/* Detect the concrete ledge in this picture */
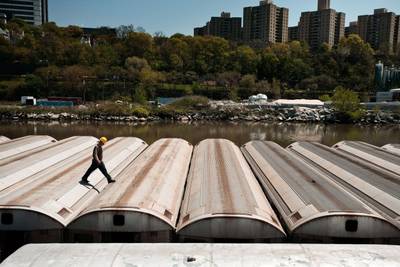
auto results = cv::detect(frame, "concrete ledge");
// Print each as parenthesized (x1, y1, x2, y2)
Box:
(2, 243, 400, 266)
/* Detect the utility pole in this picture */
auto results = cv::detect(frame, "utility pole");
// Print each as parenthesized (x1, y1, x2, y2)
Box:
(82, 76, 88, 104)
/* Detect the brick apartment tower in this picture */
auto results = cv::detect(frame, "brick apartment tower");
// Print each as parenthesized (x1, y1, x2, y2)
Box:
(318, 0, 330, 11)
(194, 12, 242, 41)
(345, 21, 358, 37)
(358, 9, 400, 53)
(298, 0, 345, 50)
(243, 0, 288, 44)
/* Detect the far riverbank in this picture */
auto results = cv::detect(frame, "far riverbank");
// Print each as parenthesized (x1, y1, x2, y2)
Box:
(1, 104, 399, 124)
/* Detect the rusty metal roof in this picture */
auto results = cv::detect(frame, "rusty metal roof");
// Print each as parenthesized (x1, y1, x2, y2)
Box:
(0, 138, 68, 167)
(0, 137, 147, 230)
(0, 135, 56, 161)
(333, 141, 400, 176)
(0, 136, 10, 144)
(382, 144, 400, 156)
(0, 136, 98, 193)
(242, 141, 400, 239)
(177, 139, 285, 240)
(288, 141, 400, 230)
(3, 243, 400, 267)
(69, 138, 192, 232)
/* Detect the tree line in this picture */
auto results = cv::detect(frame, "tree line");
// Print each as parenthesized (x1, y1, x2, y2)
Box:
(0, 19, 399, 102)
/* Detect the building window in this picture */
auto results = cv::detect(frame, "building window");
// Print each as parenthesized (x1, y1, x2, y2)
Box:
(345, 220, 358, 232)
(1, 213, 13, 225)
(1, 0, 34, 5)
(113, 215, 125, 226)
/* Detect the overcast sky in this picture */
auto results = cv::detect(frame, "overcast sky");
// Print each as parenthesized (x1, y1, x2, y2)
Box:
(49, 0, 400, 36)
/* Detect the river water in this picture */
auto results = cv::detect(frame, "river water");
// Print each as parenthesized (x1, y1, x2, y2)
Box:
(0, 121, 399, 147)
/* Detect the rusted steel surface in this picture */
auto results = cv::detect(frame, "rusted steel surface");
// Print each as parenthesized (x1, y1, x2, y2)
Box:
(333, 141, 400, 175)
(0, 139, 69, 167)
(288, 142, 400, 230)
(177, 139, 285, 240)
(4, 243, 400, 267)
(0, 137, 147, 230)
(69, 138, 192, 232)
(242, 141, 400, 239)
(0, 135, 56, 161)
(0, 136, 10, 144)
(382, 144, 400, 156)
(0, 136, 98, 193)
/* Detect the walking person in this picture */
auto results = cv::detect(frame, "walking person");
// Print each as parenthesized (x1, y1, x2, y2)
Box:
(80, 137, 116, 184)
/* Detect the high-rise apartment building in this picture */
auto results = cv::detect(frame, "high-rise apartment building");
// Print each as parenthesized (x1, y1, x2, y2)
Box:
(395, 16, 400, 52)
(358, 9, 400, 53)
(0, 0, 48, 25)
(194, 25, 208, 37)
(243, 0, 288, 44)
(297, 0, 345, 50)
(194, 12, 242, 41)
(345, 21, 358, 37)
(318, 0, 330, 11)
(288, 26, 298, 42)
(335, 12, 345, 44)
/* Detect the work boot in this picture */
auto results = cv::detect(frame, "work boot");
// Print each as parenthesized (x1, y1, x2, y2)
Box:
(108, 179, 116, 184)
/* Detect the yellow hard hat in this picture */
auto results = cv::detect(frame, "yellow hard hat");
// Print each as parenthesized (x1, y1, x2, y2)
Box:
(99, 137, 108, 144)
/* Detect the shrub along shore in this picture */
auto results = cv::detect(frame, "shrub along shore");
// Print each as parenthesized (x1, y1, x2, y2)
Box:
(1, 97, 399, 124)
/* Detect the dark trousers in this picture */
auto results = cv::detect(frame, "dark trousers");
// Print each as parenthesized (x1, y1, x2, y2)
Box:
(81, 160, 112, 182)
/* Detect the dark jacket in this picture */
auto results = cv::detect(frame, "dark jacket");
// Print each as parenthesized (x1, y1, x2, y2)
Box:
(93, 144, 103, 163)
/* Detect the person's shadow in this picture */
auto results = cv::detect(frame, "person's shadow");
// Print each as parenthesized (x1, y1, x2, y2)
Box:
(79, 181, 100, 194)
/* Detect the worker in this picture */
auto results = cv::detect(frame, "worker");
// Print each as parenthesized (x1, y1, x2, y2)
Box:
(80, 137, 116, 184)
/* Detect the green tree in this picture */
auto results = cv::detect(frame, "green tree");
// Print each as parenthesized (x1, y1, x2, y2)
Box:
(331, 86, 363, 121)
(313, 43, 338, 78)
(132, 86, 147, 104)
(335, 35, 375, 92)
(188, 36, 229, 74)
(16, 74, 44, 97)
(0, 36, 14, 64)
(229, 45, 258, 74)
(258, 52, 279, 81)
(63, 25, 83, 39)
(239, 74, 256, 89)
(124, 32, 153, 59)
(160, 37, 189, 72)
(62, 65, 94, 102)
(271, 78, 281, 99)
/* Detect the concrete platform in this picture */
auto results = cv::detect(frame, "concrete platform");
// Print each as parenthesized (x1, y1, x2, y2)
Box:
(2, 243, 400, 266)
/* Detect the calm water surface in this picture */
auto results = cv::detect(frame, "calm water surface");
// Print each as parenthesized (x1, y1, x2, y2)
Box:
(0, 121, 399, 147)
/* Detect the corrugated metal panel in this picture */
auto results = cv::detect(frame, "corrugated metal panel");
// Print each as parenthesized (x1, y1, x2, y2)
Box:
(242, 141, 400, 239)
(177, 139, 285, 240)
(0, 135, 56, 160)
(333, 141, 400, 176)
(382, 144, 400, 156)
(69, 138, 192, 233)
(288, 142, 400, 230)
(0, 139, 70, 167)
(4, 243, 400, 267)
(0, 136, 98, 193)
(0, 137, 147, 230)
(0, 136, 10, 144)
